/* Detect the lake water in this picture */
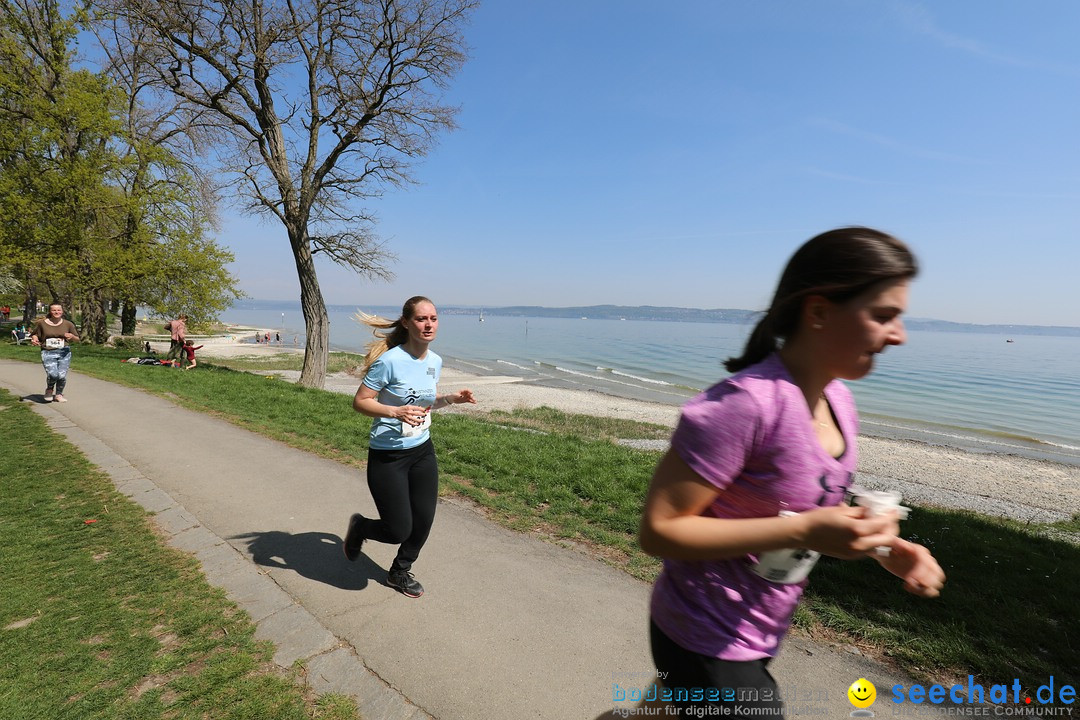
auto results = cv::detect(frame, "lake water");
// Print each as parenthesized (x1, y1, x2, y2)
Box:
(221, 301, 1080, 467)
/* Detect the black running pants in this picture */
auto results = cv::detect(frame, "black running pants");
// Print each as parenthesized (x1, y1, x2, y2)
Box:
(650, 619, 784, 717)
(359, 439, 439, 572)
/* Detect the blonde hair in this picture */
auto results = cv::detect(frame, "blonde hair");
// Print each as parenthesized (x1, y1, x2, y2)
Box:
(355, 296, 434, 376)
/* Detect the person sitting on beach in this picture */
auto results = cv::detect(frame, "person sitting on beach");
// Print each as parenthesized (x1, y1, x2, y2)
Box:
(638, 227, 945, 718)
(342, 296, 476, 598)
(182, 339, 204, 370)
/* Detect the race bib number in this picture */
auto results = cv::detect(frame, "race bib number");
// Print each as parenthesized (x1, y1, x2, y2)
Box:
(750, 547, 821, 584)
(401, 409, 432, 438)
(44, 337, 65, 349)
(748, 510, 821, 584)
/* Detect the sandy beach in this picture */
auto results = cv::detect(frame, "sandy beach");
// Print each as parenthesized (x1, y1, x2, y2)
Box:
(175, 331, 1080, 525)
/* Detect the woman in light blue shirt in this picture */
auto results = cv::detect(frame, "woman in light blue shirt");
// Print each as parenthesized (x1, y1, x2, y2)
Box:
(343, 296, 475, 597)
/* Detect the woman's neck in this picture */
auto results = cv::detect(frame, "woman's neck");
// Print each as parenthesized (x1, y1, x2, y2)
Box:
(777, 344, 832, 409)
(400, 338, 429, 359)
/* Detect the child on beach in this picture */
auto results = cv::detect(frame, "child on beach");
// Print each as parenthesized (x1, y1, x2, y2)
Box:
(638, 227, 945, 717)
(182, 339, 204, 370)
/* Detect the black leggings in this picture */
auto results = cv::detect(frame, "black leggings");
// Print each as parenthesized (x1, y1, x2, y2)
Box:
(650, 620, 783, 717)
(358, 439, 439, 572)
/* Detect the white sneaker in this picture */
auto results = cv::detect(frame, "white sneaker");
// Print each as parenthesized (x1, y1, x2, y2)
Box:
(44, 389, 54, 400)
(53, 394, 67, 403)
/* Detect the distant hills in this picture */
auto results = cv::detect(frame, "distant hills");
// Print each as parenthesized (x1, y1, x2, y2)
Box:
(438, 304, 1080, 337)
(900, 317, 1080, 337)
(447, 304, 757, 324)
(238, 299, 1080, 337)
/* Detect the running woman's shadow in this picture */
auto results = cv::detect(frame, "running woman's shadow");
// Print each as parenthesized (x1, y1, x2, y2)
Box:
(230, 530, 386, 591)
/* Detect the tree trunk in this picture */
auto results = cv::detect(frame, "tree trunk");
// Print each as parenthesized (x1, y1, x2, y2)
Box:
(291, 228, 329, 388)
(22, 273, 37, 323)
(120, 298, 137, 335)
(81, 289, 109, 343)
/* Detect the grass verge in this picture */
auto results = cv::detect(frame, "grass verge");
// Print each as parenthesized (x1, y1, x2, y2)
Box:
(189, 350, 366, 375)
(0, 387, 359, 719)
(2, 341, 1078, 690)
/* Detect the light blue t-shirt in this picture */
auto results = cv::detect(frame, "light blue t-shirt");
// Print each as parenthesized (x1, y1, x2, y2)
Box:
(363, 345, 442, 450)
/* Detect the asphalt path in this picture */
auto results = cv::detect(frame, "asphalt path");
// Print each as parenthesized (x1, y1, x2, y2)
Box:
(1, 358, 957, 719)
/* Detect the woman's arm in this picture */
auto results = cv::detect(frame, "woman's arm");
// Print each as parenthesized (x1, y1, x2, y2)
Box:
(352, 384, 429, 426)
(639, 449, 899, 561)
(435, 388, 475, 409)
(874, 537, 946, 597)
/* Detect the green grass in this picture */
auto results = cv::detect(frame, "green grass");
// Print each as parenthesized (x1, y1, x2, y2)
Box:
(196, 351, 366, 375)
(3, 340, 1078, 690)
(793, 508, 1080, 683)
(0, 388, 360, 719)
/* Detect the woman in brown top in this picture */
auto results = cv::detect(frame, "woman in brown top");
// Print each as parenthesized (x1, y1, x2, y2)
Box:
(30, 303, 80, 402)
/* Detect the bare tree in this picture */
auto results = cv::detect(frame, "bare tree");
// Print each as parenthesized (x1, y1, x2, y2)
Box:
(94, 0, 476, 386)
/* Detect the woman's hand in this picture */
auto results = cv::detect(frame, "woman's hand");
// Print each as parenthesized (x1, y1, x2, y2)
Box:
(393, 404, 429, 426)
(875, 537, 946, 597)
(445, 389, 476, 406)
(798, 505, 900, 559)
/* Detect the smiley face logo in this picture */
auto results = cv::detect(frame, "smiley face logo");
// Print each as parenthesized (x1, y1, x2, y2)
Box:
(848, 678, 877, 709)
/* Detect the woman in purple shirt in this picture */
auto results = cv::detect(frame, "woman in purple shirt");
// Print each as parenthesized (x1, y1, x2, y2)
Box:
(639, 227, 945, 716)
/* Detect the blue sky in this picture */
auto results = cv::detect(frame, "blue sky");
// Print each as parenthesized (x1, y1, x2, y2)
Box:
(220, 1, 1080, 327)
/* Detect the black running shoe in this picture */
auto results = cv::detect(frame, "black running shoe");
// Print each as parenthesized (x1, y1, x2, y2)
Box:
(387, 568, 424, 598)
(343, 514, 365, 561)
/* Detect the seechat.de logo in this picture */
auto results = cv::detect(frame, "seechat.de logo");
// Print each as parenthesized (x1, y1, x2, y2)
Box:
(891, 676, 1076, 707)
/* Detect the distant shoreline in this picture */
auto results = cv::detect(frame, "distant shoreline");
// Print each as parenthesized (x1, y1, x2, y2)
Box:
(225, 299, 1080, 338)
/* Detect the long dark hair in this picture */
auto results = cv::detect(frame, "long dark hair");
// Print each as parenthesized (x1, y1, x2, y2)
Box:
(355, 295, 434, 375)
(725, 227, 918, 373)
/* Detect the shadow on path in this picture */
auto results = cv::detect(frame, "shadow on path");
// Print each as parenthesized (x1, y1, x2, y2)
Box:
(231, 530, 388, 591)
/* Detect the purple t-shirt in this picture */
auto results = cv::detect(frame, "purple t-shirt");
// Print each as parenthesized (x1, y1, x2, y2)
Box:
(650, 353, 858, 661)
